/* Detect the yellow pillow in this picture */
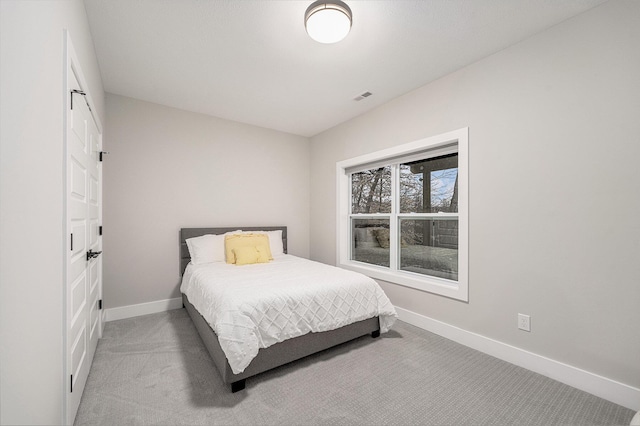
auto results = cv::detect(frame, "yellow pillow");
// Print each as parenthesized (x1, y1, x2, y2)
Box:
(233, 246, 270, 265)
(224, 233, 273, 264)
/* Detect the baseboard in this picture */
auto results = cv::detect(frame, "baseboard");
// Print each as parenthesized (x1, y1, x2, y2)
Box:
(395, 306, 640, 411)
(104, 297, 183, 322)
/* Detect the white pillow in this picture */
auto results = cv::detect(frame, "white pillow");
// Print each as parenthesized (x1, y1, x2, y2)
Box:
(265, 230, 284, 256)
(242, 229, 284, 257)
(186, 234, 226, 264)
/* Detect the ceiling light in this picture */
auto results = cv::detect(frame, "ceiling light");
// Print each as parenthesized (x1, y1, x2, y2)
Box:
(305, 1, 352, 44)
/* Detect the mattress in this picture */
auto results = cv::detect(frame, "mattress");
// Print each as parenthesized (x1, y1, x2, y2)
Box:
(180, 254, 397, 374)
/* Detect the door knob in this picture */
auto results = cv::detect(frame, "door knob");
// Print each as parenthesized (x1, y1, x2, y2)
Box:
(86, 250, 102, 261)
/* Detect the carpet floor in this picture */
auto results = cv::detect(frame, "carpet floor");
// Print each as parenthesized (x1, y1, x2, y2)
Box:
(74, 309, 634, 425)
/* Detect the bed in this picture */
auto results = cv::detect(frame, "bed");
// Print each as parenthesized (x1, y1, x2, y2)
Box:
(179, 226, 397, 392)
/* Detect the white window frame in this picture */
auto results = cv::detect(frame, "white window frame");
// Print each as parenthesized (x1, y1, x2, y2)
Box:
(336, 128, 468, 301)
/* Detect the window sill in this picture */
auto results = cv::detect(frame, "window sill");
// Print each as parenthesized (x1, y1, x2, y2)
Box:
(339, 260, 468, 302)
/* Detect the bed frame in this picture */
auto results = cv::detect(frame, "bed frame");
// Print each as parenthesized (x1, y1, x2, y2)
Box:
(180, 226, 381, 392)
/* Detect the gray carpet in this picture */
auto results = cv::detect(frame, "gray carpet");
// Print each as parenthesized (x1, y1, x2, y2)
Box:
(74, 309, 634, 425)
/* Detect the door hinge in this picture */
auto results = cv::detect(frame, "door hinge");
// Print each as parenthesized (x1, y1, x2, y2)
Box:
(70, 89, 86, 110)
(98, 299, 103, 310)
(70, 233, 73, 251)
(99, 151, 109, 162)
(98, 226, 103, 236)
(70, 374, 73, 393)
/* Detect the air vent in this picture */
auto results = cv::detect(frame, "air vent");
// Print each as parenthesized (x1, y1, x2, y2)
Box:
(353, 91, 373, 101)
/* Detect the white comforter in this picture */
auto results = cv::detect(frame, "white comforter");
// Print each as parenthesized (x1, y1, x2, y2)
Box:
(180, 255, 397, 374)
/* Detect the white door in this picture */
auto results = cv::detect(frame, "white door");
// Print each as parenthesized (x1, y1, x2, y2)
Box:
(65, 51, 103, 424)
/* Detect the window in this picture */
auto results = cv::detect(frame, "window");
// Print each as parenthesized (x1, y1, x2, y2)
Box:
(337, 128, 468, 301)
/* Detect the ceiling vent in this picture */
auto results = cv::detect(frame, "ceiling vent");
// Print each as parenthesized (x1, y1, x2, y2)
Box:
(353, 91, 372, 101)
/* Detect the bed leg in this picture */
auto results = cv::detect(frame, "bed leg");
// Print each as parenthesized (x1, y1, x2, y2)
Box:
(231, 379, 246, 393)
(371, 329, 380, 338)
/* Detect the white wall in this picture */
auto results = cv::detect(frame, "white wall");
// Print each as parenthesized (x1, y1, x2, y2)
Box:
(0, 1, 104, 424)
(103, 94, 310, 309)
(310, 0, 640, 392)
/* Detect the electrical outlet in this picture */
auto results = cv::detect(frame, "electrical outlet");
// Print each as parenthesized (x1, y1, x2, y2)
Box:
(518, 314, 531, 332)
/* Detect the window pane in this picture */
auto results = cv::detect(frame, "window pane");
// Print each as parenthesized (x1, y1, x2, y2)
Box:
(400, 218, 458, 281)
(351, 166, 392, 214)
(400, 154, 458, 213)
(351, 218, 390, 267)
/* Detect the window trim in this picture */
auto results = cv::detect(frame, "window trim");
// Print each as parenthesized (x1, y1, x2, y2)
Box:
(336, 128, 469, 302)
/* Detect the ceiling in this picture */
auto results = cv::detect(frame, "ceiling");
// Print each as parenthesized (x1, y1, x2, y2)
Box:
(84, 0, 607, 137)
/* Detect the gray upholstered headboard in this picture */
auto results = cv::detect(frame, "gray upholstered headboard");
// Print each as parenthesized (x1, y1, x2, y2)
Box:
(180, 226, 288, 275)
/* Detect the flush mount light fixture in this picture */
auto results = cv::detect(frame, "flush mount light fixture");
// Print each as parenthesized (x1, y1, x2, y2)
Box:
(305, 0, 352, 44)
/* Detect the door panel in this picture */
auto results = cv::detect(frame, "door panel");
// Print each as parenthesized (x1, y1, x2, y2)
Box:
(71, 109, 86, 148)
(67, 84, 91, 420)
(66, 58, 102, 424)
(70, 272, 86, 325)
(89, 177, 98, 204)
(70, 160, 86, 199)
(86, 106, 101, 351)
(69, 324, 87, 392)
(70, 221, 85, 256)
